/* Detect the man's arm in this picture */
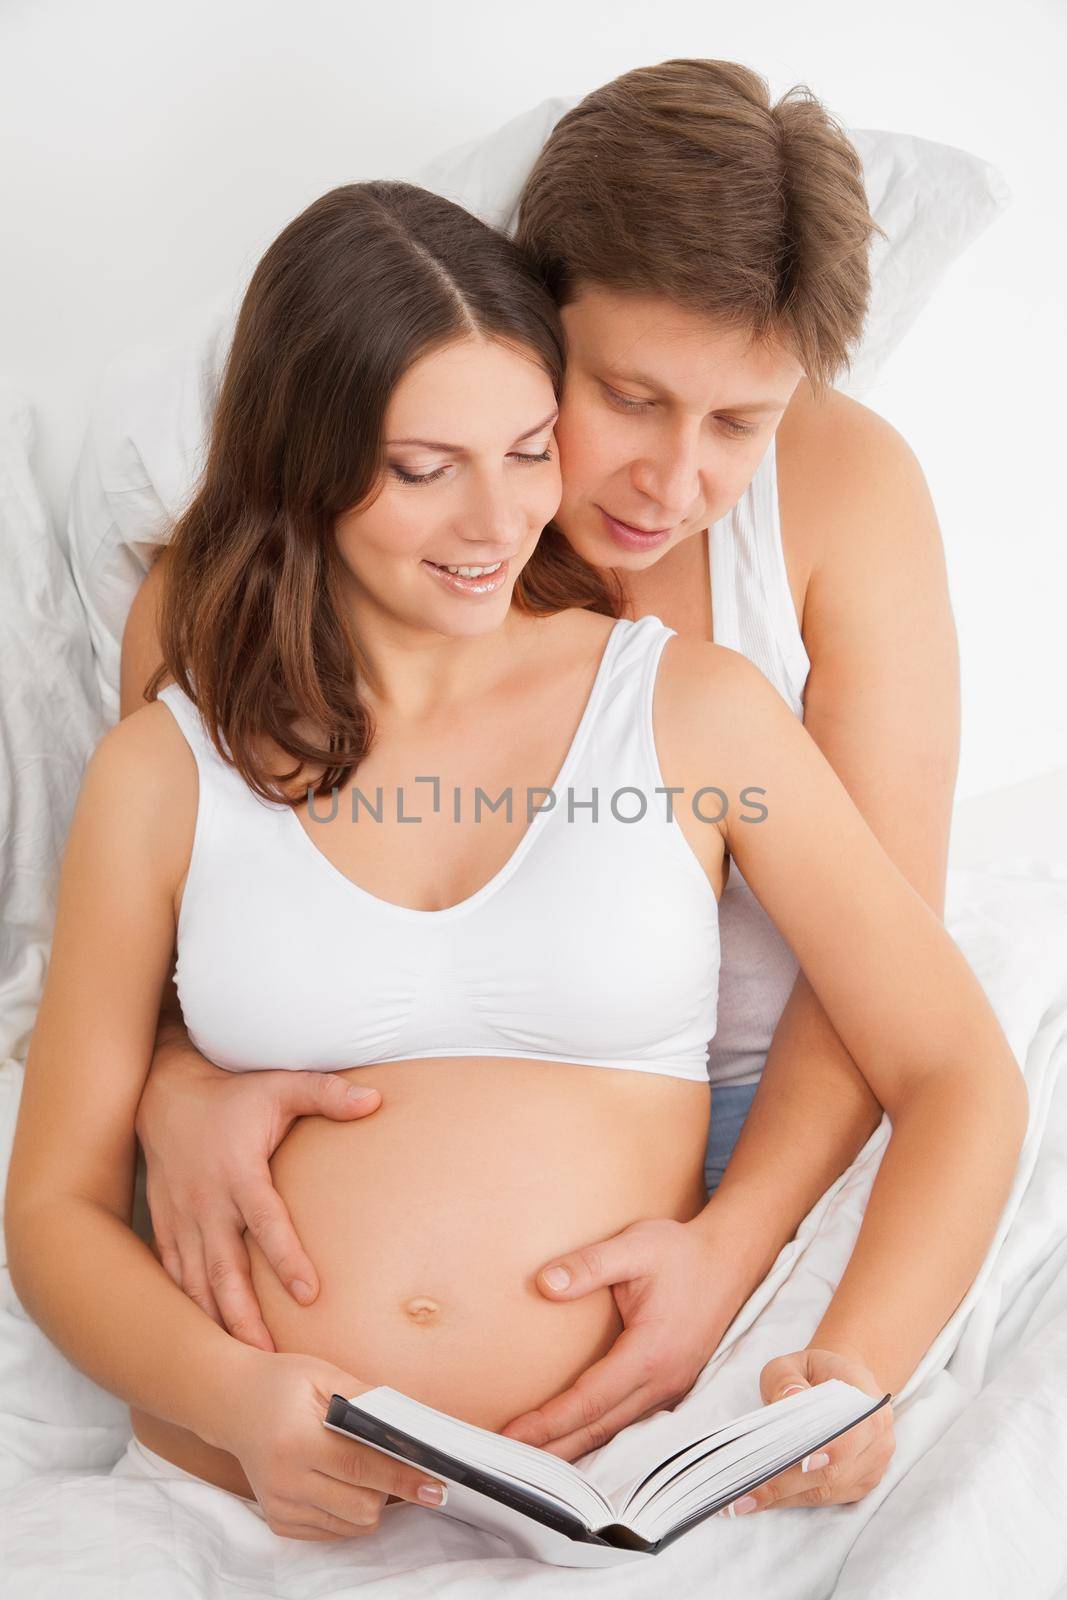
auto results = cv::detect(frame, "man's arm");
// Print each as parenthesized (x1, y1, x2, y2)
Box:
(694, 385, 961, 1307)
(120, 549, 170, 717)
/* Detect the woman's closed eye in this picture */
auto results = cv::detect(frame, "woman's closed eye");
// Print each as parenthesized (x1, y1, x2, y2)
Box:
(389, 448, 554, 487)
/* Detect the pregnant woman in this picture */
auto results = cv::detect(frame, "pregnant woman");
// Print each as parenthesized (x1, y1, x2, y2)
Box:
(6, 176, 1026, 1544)
(121, 61, 971, 1512)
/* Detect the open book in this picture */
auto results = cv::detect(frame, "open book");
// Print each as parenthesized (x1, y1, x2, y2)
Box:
(324, 1379, 891, 1568)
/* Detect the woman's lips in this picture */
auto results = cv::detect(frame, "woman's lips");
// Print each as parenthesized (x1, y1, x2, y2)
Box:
(421, 557, 511, 597)
(597, 507, 674, 553)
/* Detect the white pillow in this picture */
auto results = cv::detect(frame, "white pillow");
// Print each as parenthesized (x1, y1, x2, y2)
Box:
(67, 302, 235, 725)
(0, 383, 131, 1485)
(67, 96, 1010, 720)
(0, 381, 103, 1066)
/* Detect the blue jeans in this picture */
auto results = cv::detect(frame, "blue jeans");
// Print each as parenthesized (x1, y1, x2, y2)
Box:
(704, 1079, 760, 1196)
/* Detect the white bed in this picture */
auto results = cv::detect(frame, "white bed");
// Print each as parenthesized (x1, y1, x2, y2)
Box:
(2, 98, 1066, 1599)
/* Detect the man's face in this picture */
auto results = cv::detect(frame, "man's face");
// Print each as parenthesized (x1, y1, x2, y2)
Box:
(555, 286, 805, 571)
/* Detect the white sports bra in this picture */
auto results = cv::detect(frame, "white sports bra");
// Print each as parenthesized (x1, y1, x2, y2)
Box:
(159, 615, 720, 1084)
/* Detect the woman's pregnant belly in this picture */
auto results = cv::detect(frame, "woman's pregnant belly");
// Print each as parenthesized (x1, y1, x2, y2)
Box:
(131, 1057, 711, 1498)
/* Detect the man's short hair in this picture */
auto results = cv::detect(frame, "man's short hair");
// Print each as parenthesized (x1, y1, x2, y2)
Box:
(515, 59, 884, 393)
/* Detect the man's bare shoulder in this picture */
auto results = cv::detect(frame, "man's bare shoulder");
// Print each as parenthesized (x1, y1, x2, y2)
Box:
(780, 380, 917, 468)
(777, 381, 938, 594)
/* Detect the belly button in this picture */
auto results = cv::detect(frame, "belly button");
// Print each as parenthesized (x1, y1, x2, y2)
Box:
(403, 1296, 442, 1325)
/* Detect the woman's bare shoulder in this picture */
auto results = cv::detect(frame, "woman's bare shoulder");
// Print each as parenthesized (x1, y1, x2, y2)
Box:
(81, 701, 198, 889)
(658, 634, 776, 715)
(654, 635, 797, 779)
(513, 606, 620, 685)
(95, 696, 195, 775)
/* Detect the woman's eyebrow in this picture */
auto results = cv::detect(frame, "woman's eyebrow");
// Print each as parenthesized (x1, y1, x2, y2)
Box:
(387, 409, 559, 453)
(513, 407, 559, 443)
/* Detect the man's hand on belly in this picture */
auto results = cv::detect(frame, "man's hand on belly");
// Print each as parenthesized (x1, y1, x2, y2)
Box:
(136, 1047, 383, 1348)
(497, 1216, 739, 1460)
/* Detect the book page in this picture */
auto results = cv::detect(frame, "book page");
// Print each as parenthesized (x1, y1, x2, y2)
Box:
(625, 1383, 891, 1543)
(333, 1387, 615, 1527)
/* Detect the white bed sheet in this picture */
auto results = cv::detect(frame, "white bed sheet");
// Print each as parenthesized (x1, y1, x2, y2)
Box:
(1, 861, 1066, 1597)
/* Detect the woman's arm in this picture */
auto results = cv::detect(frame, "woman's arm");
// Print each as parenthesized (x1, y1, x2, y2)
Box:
(4, 706, 248, 1440)
(502, 560, 988, 1469)
(119, 555, 379, 1344)
(696, 392, 962, 1302)
(3, 709, 444, 1535)
(691, 639, 1026, 1396)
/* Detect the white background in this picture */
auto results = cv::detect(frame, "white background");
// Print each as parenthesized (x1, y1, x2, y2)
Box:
(1, 0, 1064, 831)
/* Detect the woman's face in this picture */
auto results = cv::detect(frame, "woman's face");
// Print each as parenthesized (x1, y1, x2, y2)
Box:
(335, 334, 561, 638)
(554, 286, 805, 570)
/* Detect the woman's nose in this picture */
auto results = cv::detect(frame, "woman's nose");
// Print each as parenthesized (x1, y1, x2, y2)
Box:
(461, 477, 528, 554)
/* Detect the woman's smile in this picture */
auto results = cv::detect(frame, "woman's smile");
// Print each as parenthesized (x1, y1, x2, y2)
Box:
(420, 555, 513, 597)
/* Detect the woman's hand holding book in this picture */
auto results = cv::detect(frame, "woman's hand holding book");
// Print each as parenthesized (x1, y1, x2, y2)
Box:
(741, 1344, 894, 1513)
(216, 1350, 448, 1540)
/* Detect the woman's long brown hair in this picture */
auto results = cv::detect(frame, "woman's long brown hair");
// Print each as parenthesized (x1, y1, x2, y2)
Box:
(147, 181, 620, 805)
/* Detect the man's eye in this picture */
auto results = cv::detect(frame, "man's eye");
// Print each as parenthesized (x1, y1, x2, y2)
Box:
(718, 417, 757, 438)
(603, 384, 651, 413)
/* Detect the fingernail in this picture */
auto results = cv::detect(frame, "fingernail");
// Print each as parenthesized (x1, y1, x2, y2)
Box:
(778, 1385, 807, 1399)
(417, 1481, 447, 1506)
(542, 1266, 571, 1290)
(347, 1085, 376, 1101)
(733, 1495, 758, 1515)
(802, 1452, 830, 1473)
(290, 1279, 314, 1303)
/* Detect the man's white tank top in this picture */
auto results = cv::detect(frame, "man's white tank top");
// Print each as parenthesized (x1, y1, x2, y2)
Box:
(705, 435, 812, 1087)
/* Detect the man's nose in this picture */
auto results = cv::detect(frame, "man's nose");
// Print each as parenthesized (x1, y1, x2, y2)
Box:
(630, 427, 703, 516)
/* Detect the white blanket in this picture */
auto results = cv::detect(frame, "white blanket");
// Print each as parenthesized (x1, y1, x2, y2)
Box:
(2, 862, 1066, 1598)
